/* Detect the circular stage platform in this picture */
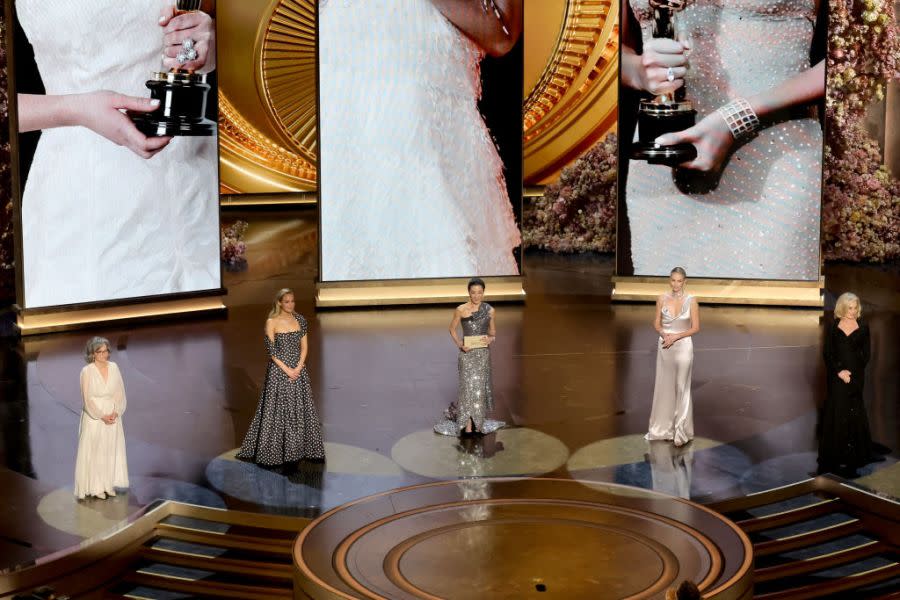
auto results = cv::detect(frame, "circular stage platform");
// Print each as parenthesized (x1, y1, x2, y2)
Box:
(294, 478, 753, 599)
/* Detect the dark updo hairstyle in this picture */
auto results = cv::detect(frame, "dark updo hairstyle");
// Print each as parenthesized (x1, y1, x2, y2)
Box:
(467, 277, 486, 291)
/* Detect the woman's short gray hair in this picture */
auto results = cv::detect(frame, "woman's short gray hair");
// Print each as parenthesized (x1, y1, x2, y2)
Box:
(84, 336, 111, 363)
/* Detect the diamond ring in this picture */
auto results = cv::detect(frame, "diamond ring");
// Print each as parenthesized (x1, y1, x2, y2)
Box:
(176, 39, 199, 65)
(666, 67, 675, 82)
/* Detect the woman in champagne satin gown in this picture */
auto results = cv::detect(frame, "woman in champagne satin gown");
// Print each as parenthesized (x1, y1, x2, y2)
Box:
(646, 267, 700, 446)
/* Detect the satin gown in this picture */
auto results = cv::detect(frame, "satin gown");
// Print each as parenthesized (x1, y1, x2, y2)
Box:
(645, 296, 695, 446)
(74, 362, 128, 499)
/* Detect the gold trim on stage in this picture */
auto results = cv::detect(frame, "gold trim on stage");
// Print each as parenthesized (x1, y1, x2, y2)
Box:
(16, 296, 226, 335)
(316, 277, 525, 307)
(220, 191, 317, 206)
(611, 276, 824, 307)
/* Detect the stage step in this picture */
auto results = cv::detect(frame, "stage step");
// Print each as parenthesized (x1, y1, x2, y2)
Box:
(0, 501, 310, 600)
(710, 475, 900, 599)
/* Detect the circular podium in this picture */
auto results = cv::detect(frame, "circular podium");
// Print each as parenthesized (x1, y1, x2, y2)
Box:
(294, 478, 752, 599)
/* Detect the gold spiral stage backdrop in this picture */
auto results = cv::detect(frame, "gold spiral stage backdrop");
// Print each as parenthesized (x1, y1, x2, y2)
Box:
(217, 0, 317, 194)
(523, 0, 619, 185)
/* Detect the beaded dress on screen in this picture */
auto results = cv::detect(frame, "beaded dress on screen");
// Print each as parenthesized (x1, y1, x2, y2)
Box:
(318, 0, 521, 280)
(646, 295, 695, 446)
(15, 0, 219, 308)
(237, 313, 325, 465)
(435, 302, 506, 436)
(625, 0, 822, 279)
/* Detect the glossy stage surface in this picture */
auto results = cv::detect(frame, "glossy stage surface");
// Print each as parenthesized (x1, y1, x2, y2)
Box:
(295, 478, 753, 599)
(1, 208, 898, 572)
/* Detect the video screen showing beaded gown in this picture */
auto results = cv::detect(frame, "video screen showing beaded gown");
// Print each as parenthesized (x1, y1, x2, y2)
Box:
(819, 319, 873, 472)
(318, 0, 521, 281)
(621, 0, 823, 280)
(645, 296, 694, 446)
(435, 303, 505, 436)
(13, 0, 220, 308)
(237, 313, 325, 466)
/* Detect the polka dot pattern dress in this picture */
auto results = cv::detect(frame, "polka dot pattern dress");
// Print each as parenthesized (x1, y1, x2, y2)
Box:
(236, 313, 325, 465)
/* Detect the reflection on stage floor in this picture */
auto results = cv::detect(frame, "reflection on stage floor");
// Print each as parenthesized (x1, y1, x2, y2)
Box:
(0, 208, 897, 569)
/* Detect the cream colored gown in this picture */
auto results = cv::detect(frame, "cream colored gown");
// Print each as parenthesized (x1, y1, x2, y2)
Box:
(74, 362, 128, 499)
(645, 295, 695, 446)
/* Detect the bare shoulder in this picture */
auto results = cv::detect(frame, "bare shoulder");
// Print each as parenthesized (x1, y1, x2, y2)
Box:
(455, 303, 468, 313)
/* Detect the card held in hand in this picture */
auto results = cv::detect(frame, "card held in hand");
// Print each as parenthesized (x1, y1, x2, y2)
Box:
(464, 335, 488, 349)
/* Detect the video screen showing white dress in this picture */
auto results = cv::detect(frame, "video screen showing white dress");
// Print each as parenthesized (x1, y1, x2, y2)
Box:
(616, 0, 825, 281)
(318, 0, 523, 282)
(13, 0, 221, 309)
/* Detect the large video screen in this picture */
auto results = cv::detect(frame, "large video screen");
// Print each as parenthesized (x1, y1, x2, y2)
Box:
(10, 1, 221, 309)
(318, 0, 523, 282)
(615, 0, 825, 281)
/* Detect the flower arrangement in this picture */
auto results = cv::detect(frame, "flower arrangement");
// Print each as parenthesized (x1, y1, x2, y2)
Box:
(221, 220, 249, 271)
(523, 133, 618, 253)
(823, 0, 899, 262)
(0, 14, 15, 300)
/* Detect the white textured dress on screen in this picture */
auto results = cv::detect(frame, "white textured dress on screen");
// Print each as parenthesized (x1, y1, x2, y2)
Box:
(17, 0, 220, 308)
(318, 0, 521, 281)
(625, 0, 822, 280)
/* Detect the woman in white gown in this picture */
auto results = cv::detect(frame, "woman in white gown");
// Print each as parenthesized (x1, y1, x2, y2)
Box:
(645, 267, 700, 447)
(74, 337, 128, 499)
(318, 0, 522, 281)
(15, 1, 219, 308)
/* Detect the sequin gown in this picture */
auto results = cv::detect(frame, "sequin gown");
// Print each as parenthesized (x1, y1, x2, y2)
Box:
(15, 0, 219, 308)
(819, 319, 873, 472)
(237, 314, 325, 466)
(318, 0, 521, 281)
(626, 0, 822, 280)
(435, 303, 505, 436)
(74, 362, 128, 499)
(645, 295, 695, 446)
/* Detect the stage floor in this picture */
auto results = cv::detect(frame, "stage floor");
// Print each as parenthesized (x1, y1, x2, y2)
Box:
(1, 207, 897, 571)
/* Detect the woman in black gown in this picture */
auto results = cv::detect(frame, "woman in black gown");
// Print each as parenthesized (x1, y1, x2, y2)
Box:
(237, 288, 325, 469)
(819, 292, 874, 476)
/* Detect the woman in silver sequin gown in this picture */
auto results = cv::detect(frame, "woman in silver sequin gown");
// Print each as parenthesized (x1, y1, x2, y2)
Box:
(620, 0, 824, 280)
(435, 278, 506, 436)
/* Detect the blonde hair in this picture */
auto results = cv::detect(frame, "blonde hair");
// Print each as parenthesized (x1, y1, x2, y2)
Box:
(834, 292, 861, 319)
(269, 288, 295, 319)
(670, 266, 687, 278)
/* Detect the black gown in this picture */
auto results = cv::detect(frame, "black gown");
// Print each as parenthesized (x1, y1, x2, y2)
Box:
(819, 319, 873, 473)
(237, 313, 325, 466)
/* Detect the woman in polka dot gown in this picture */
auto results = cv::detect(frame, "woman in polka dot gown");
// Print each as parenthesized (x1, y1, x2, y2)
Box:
(237, 289, 325, 467)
